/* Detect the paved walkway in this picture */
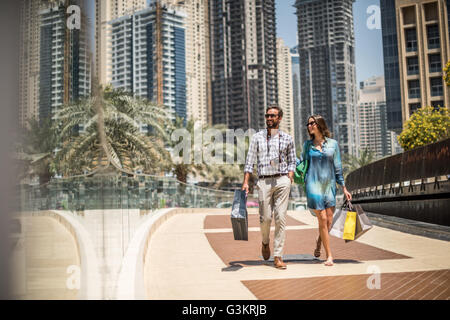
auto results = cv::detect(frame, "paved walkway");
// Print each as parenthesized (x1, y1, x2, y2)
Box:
(144, 209, 450, 300)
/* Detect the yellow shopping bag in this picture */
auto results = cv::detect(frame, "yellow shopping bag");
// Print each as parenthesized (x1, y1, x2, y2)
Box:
(343, 211, 357, 240)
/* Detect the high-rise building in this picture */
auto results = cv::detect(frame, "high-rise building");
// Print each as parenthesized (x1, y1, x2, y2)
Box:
(358, 76, 394, 158)
(394, 0, 449, 123)
(19, 0, 43, 127)
(39, 0, 91, 123)
(290, 45, 303, 148)
(277, 38, 295, 142)
(159, 0, 212, 126)
(380, 0, 403, 133)
(95, 0, 146, 85)
(210, 0, 278, 131)
(295, 0, 359, 156)
(109, 3, 186, 123)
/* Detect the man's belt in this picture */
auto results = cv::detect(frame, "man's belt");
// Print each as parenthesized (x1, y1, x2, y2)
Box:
(258, 173, 287, 179)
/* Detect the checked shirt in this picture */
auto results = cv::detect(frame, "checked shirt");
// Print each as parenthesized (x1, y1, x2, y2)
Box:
(244, 129, 296, 177)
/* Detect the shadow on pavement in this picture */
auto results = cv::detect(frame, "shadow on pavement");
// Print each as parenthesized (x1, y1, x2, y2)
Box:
(221, 254, 362, 271)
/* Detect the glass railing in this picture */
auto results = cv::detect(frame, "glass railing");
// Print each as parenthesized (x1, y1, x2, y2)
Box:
(19, 173, 262, 213)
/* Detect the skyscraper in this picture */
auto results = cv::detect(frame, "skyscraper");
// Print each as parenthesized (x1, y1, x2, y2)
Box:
(394, 0, 449, 123)
(39, 0, 91, 123)
(277, 38, 295, 142)
(290, 45, 302, 148)
(95, 0, 146, 85)
(210, 0, 278, 131)
(358, 76, 392, 158)
(19, 0, 45, 128)
(109, 3, 186, 122)
(295, 0, 359, 156)
(380, 0, 403, 133)
(159, 0, 212, 126)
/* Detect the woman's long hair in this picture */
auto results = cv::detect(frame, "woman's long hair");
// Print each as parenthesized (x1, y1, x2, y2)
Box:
(307, 115, 332, 140)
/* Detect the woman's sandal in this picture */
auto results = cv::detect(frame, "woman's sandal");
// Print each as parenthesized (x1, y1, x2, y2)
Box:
(314, 237, 321, 258)
(324, 258, 334, 266)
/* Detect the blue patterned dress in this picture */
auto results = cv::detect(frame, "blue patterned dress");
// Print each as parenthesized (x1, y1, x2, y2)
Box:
(301, 138, 345, 211)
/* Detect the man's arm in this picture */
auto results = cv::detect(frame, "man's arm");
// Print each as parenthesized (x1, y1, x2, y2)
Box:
(287, 138, 297, 183)
(242, 136, 257, 195)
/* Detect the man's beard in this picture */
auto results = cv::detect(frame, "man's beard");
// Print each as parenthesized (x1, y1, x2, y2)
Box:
(266, 121, 278, 128)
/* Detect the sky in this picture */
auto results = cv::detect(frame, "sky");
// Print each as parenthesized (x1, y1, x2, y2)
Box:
(276, 0, 384, 84)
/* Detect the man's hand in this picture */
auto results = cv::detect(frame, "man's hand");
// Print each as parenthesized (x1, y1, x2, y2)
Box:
(242, 183, 249, 196)
(288, 171, 294, 184)
(242, 172, 251, 196)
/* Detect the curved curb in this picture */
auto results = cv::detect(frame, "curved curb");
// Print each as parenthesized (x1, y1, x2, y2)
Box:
(115, 208, 230, 300)
(40, 210, 102, 299)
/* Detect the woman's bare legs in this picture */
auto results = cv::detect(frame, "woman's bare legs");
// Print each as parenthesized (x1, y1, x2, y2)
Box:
(314, 209, 333, 266)
(324, 207, 335, 265)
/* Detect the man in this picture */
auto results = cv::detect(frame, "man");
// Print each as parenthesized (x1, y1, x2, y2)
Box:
(242, 105, 296, 269)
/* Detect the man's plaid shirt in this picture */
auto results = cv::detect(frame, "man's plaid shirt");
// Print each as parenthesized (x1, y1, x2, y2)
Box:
(244, 129, 297, 177)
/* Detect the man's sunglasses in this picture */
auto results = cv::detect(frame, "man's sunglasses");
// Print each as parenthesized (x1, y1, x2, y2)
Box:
(265, 114, 279, 119)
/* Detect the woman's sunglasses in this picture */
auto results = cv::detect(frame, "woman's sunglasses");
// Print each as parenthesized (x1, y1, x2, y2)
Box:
(306, 121, 317, 127)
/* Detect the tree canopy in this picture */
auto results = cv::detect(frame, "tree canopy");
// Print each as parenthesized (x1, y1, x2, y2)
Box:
(398, 106, 450, 151)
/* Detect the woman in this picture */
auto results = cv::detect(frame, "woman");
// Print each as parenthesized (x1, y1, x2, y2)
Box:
(302, 115, 352, 266)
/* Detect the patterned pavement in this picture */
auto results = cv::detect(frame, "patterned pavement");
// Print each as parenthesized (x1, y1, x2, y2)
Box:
(145, 209, 450, 300)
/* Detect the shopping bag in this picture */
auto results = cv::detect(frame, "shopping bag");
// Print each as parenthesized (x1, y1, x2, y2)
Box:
(345, 204, 373, 242)
(329, 200, 356, 240)
(294, 158, 308, 185)
(329, 206, 348, 239)
(294, 141, 311, 187)
(343, 211, 357, 240)
(230, 189, 248, 241)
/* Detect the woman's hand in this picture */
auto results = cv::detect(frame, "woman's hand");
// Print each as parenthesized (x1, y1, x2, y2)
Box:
(343, 187, 352, 201)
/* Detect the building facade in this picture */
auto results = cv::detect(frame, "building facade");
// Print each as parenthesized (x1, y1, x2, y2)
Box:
(95, 0, 146, 85)
(394, 0, 450, 124)
(358, 76, 395, 158)
(19, 0, 43, 127)
(109, 3, 187, 122)
(209, 0, 278, 131)
(291, 45, 303, 148)
(159, 0, 212, 125)
(276, 38, 295, 142)
(380, 0, 403, 133)
(295, 0, 359, 156)
(39, 0, 91, 123)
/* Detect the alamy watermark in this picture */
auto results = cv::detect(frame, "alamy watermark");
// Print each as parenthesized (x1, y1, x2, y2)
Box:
(67, 5, 81, 30)
(366, 265, 381, 290)
(366, 5, 381, 30)
(170, 123, 257, 165)
(66, 265, 81, 290)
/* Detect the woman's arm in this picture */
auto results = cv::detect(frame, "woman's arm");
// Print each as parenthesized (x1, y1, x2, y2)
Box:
(333, 142, 352, 200)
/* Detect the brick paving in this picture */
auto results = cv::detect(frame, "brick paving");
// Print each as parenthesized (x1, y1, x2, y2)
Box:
(145, 209, 450, 300)
(242, 269, 450, 300)
(205, 229, 410, 267)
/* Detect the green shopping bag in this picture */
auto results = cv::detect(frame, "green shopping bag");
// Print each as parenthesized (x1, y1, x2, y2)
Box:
(294, 140, 311, 186)
(294, 159, 308, 185)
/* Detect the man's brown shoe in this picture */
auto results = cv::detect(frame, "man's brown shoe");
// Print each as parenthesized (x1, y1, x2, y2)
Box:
(274, 256, 287, 269)
(261, 242, 270, 261)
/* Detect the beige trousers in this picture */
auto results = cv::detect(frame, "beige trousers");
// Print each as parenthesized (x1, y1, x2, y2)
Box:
(256, 175, 291, 257)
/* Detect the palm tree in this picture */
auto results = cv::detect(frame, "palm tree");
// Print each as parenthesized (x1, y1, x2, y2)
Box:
(53, 85, 173, 176)
(342, 148, 377, 178)
(167, 117, 243, 187)
(16, 117, 57, 184)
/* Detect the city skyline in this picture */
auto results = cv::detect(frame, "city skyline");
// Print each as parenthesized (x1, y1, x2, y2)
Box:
(87, 0, 386, 86)
(275, 0, 384, 85)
